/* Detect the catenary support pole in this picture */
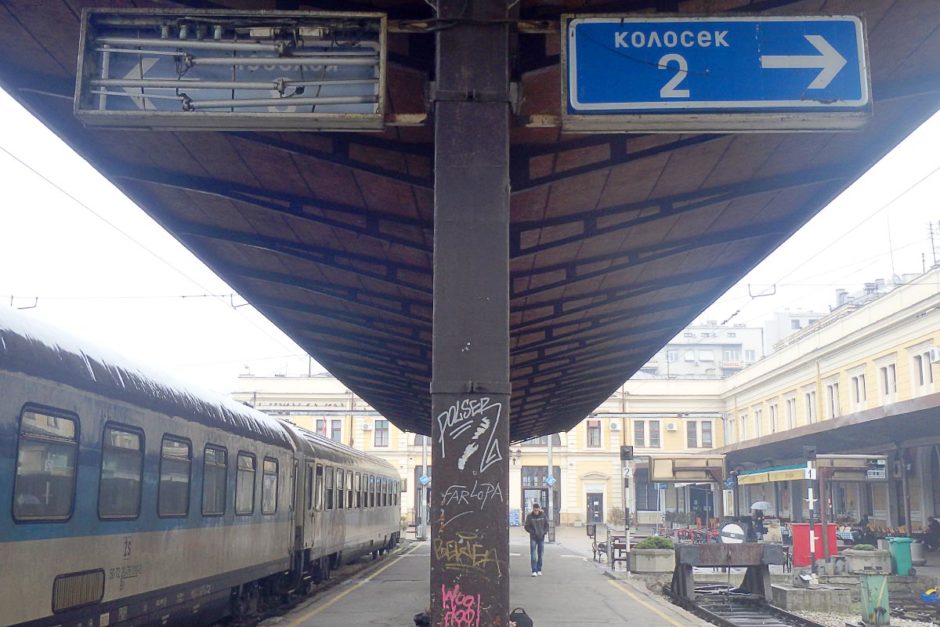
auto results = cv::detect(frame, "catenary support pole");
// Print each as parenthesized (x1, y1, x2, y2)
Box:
(429, 0, 511, 623)
(420, 435, 428, 541)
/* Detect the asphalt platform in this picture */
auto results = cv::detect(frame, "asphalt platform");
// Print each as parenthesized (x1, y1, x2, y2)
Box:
(270, 527, 707, 626)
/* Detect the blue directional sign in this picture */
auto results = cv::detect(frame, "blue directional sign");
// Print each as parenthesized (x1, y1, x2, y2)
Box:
(419, 474, 431, 486)
(565, 16, 869, 131)
(544, 475, 557, 487)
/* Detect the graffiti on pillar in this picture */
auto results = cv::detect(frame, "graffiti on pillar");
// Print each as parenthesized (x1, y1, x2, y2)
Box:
(433, 531, 503, 577)
(441, 480, 504, 510)
(441, 583, 481, 627)
(436, 397, 503, 473)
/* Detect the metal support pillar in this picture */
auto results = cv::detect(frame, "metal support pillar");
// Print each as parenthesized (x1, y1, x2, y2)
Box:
(430, 0, 511, 623)
(420, 435, 428, 541)
(547, 435, 555, 542)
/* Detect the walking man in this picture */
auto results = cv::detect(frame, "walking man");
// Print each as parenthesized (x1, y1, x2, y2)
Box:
(524, 502, 548, 576)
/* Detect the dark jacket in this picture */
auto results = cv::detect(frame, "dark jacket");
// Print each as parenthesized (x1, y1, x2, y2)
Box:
(525, 510, 548, 540)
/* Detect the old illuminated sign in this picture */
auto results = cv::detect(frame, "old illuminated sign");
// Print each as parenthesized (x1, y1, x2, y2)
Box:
(75, 9, 385, 131)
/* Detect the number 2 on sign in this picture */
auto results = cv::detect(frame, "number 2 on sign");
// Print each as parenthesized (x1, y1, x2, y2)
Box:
(659, 53, 690, 98)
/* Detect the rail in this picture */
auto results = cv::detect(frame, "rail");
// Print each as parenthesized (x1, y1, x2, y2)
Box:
(665, 584, 826, 627)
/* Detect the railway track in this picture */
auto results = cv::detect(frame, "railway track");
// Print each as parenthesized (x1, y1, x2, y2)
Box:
(666, 584, 827, 627)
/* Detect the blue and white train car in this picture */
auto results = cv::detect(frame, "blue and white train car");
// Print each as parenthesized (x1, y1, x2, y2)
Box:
(0, 306, 401, 626)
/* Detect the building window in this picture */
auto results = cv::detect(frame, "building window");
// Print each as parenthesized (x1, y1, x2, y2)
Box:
(852, 374, 867, 406)
(201, 445, 227, 517)
(786, 398, 796, 430)
(702, 421, 713, 448)
(826, 382, 840, 419)
(686, 421, 698, 448)
(13, 409, 79, 522)
(805, 390, 817, 424)
(522, 434, 561, 446)
(586, 419, 601, 447)
(744, 350, 756, 362)
(236, 453, 256, 515)
(879, 363, 897, 401)
(913, 351, 934, 393)
(684, 350, 695, 362)
(753, 410, 762, 438)
(769, 404, 778, 433)
(331, 419, 342, 442)
(727, 418, 735, 444)
(741, 414, 748, 440)
(649, 421, 661, 448)
(634, 420, 645, 447)
(413, 434, 431, 446)
(791, 320, 801, 330)
(634, 469, 660, 511)
(374, 419, 389, 447)
(99, 425, 144, 520)
(666, 349, 678, 362)
(315, 418, 327, 436)
(158, 437, 191, 518)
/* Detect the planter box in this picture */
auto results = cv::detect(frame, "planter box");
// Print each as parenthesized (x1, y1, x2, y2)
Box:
(629, 549, 675, 573)
(843, 549, 891, 574)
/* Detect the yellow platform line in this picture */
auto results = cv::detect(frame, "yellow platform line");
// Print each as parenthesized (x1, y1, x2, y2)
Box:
(287, 543, 422, 626)
(608, 579, 689, 627)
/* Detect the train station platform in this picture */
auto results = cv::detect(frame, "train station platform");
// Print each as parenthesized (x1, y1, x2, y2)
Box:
(272, 528, 706, 626)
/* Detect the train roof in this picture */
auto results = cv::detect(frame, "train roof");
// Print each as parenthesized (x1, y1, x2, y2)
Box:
(0, 305, 293, 449)
(284, 422, 398, 474)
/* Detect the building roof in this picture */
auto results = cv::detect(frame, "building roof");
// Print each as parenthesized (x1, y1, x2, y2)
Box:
(1, 0, 939, 440)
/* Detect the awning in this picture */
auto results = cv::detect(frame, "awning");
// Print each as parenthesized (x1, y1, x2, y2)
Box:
(737, 464, 807, 485)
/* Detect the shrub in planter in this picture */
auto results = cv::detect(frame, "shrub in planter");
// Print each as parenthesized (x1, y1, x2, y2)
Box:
(630, 536, 675, 573)
(843, 544, 891, 574)
(636, 536, 674, 550)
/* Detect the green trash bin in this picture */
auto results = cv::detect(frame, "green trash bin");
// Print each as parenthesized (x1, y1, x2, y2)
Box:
(887, 537, 913, 576)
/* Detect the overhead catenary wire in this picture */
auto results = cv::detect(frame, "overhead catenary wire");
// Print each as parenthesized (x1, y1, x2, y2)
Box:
(0, 142, 304, 357)
(716, 164, 940, 326)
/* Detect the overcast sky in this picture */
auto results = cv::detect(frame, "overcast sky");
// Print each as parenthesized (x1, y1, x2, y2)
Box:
(1, 87, 938, 394)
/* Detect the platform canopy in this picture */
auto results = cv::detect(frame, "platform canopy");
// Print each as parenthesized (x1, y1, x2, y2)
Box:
(1, 0, 938, 441)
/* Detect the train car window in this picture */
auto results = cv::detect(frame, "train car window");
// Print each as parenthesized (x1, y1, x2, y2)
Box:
(347, 470, 354, 509)
(306, 463, 314, 511)
(325, 466, 334, 510)
(202, 446, 227, 516)
(262, 458, 278, 515)
(158, 436, 192, 517)
(99, 425, 143, 519)
(354, 472, 361, 508)
(381, 477, 387, 507)
(315, 464, 324, 511)
(13, 407, 79, 522)
(393, 480, 399, 506)
(369, 474, 375, 508)
(336, 468, 344, 509)
(235, 452, 256, 515)
(360, 473, 368, 508)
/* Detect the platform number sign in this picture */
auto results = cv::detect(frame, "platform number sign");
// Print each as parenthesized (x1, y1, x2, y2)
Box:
(563, 15, 870, 132)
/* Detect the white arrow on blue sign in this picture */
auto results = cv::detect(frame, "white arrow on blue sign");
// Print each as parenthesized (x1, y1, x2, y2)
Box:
(545, 475, 557, 487)
(564, 15, 870, 131)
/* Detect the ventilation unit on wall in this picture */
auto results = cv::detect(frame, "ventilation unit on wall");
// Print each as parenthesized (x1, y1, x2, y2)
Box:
(361, 422, 372, 431)
(665, 422, 677, 432)
(609, 422, 620, 431)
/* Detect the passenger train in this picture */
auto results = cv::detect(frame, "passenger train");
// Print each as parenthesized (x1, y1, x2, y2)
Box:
(0, 306, 401, 626)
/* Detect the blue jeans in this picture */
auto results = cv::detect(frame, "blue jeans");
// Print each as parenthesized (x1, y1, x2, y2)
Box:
(529, 537, 544, 573)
